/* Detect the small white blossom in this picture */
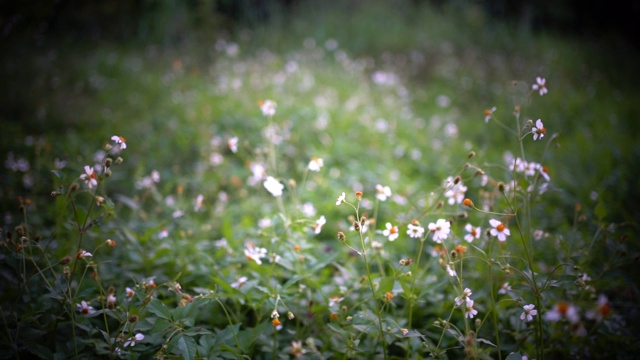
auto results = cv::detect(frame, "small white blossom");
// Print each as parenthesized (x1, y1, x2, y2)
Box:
(263, 176, 284, 197)
(244, 244, 268, 265)
(308, 157, 324, 172)
(531, 77, 548, 96)
(111, 135, 127, 150)
(489, 219, 510, 241)
(80, 165, 98, 188)
(464, 223, 481, 243)
(312, 216, 326, 235)
(336, 192, 346, 205)
(382, 222, 399, 241)
(259, 100, 277, 116)
(521, 304, 538, 322)
(428, 219, 451, 243)
(76, 300, 96, 315)
(531, 119, 546, 140)
(407, 223, 425, 238)
(123, 333, 144, 347)
(375, 184, 392, 201)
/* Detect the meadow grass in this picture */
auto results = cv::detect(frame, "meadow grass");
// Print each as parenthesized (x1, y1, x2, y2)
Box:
(1, 1, 639, 359)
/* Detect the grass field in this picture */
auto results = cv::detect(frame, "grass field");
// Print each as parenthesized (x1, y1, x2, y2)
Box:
(1, 1, 639, 359)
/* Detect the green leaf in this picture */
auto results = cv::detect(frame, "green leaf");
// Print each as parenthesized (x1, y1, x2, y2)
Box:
(147, 298, 172, 320)
(176, 334, 198, 360)
(378, 277, 395, 294)
(595, 201, 607, 220)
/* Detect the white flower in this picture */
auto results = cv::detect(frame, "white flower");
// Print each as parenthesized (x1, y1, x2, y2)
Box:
(231, 276, 248, 289)
(123, 333, 144, 347)
(244, 244, 268, 265)
(498, 282, 512, 295)
(80, 165, 98, 188)
(531, 77, 548, 96)
(125, 287, 135, 301)
(382, 222, 399, 241)
(464, 224, 481, 243)
(531, 119, 546, 140)
(263, 176, 284, 197)
(465, 300, 478, 319)
(521, 304, 538, 322)
(312, 215, 326, 235)
(545, 301, 580, 324)
(428, 219, 451, 243)
(77, 250, 92, 259)
(194, 194, 204, 211)
(228, 136, 239, 153)
(484, 106, 496, 123)
(446, 263, 457, 277)
(443, 177, 467, 205)
(336, 192, 346, 205)
(406, 223, 425, 238)
(76, 300, 96, 315)
(375, 184, 392, 201)
(107, 294, 117, 308)
(259, 100, 277, 116)
(489, 219, 510, 242)
(455, 288, 473, 307)
(111, 135, 127, 150)
(308, 157, 324, 172)
(533, 229, 544, 240)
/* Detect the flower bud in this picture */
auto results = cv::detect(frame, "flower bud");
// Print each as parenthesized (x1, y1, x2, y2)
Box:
(337, 232, 346, 242)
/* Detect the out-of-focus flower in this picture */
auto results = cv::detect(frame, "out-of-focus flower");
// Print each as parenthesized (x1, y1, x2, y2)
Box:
(464, 224, 481, 243)
(312, 215, 326, 235)
(123, 333, 144, 347)
(244, 243, 268, 265)
(263, 176, 284, 197)
(259, 100, 277, 116)
(111, 135, 127, 150)
(544, 301, 580, 324)
(308, 157, 324, 172)
(532, 77, 548, 96)
(336, 192, 346, 205)
(76, 300, 96, 315)
(407, 222, 425, 238)
(375, 184, 392, 201)
(484, 107, 496, 123)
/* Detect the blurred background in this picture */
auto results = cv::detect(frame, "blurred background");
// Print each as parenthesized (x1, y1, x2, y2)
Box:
(1, 0, 639, 225)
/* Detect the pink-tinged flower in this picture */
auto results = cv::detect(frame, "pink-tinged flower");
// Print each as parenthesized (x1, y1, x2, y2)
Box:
(329, 295, 344, 307)
(194, 194, 204, 211)
(428, 219, 451, 243)
(531, 119, 546, 140)
(375, 184, 392, 201)
(498, 282, 512, 295)
(244, 243, 268, 265)
(521, 304, 538, 322)
(484, 107, 496, 123)
(76, 300, 96, 315)
(231, 276, 248, 289)
(111, 135, 127, 150)
(259, 100, 277, 116)
(336, 192, 346, 205)
(123, 333, 144, 347)
(308, 157, 324, 172)
(455, 288, 473, 307)
(586, 294, 611, 322)
(77, 250, 92, 259)
(407, 222, 425, 238)
(80, 165, 98, 188)
(444, 177, 467, 205)
(382, 222, 399, 241)
(531, 77, 548, 96)
(465, 300, 478, 319)
(544, 301, 580, 324)
(489, 219, 510, 241)
(263, 176, 284, 197)
(125, 287, 135, 301)
(464, 223, 481, 243)
(312, 215, 326, 235)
